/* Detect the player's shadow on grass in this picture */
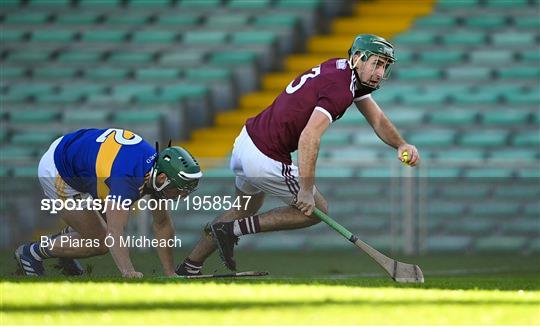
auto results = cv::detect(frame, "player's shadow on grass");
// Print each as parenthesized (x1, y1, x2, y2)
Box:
(3, 297, 539, 313)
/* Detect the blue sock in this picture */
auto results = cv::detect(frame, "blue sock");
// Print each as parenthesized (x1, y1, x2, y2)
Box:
(30, 242, 53, 261)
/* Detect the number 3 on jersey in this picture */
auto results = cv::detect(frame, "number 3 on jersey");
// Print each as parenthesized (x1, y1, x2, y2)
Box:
(286, 66, 321, 94)
(96, 128, 142, 145)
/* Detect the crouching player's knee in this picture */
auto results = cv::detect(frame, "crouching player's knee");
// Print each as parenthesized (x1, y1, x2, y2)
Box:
(93, 240, 109, 256)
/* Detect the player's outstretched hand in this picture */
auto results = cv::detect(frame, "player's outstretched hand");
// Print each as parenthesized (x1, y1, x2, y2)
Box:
(398, 144, 420, 167)
(122, 270, 144, 278)
(296, 188, 315, 216)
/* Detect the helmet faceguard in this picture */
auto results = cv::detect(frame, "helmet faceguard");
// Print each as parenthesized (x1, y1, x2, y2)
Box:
(348, 34, 396, 89)
(149, 146, 202, 199)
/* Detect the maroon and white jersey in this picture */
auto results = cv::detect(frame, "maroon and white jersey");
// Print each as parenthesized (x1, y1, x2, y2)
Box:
(246, 58, 373, 165)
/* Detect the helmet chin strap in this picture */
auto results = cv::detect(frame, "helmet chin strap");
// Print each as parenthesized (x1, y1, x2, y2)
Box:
(348, 55, 362, 70)
(151, 168, 170, 192)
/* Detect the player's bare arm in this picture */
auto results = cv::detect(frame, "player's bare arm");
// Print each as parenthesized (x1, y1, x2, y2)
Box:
(297, 110, 330, 216)
(151, 208, 176, 276)
(355, 97, 420, 166)
(106, 204, 142, 278)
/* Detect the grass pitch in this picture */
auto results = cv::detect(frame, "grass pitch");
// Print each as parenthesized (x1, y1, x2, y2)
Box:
(1, 250, 539, 325)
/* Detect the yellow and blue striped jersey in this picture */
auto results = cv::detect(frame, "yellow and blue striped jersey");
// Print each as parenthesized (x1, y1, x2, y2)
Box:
(54, 128, 157, 201)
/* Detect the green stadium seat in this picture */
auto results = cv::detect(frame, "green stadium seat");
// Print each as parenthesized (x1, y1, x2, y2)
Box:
(491, 32, 537, 46)
(57, 50, 103, 64)
(452, 92, 499, 105)
(351, 130, 383, 146)
(384, 110, 424, 125)
(80, 30, 127, 42)
(502, 219, 540, 235)
(31, 29, 75, 42)
(0, 146, 36, 161)
(401, 92, 447, 106)
(2, 93, 30, 103)
(487, 148, 538, 161)
(5, 12, 50, 24)
(485, 0, 528, 7)
(276, 0, 321, 9)
(12, 166, 39, 178)
(470, 50, 514, 63)
(463, 168, 514, 178)
(442, 32, 486, 46)
(55, 12, 100, 24)
(0, 0, 20, 7)
(139, 84, 208, 102)
(78, 0, 121, 7)
(33, 67, 78, 79)
(428, 201, 465, 216)
(229, 0, 271, 9)
(470, 202, 519, 216)
(460, 130, 508, 147)
(440, 184, 490, 199)
(481, 110, 530, 125)
(206, 14, 250, 27)
(494, 185, 540, 199)
(320, 131, 351, 146)
(6, 50, 51, 63)
(179, 0, 221, 8)
(184, 68, 231, 81)
(475, 236, 527, 252)
(503, 90, 540, 105)
(201, 168, 235, 178)
(11, 131, 59, 146)
(8, 83, 55, 97)
(155, 14, 200, 26)
(415, 15, 457, 29)
(113, 111, 162, 124)
(63, 111, 110, 124)
(106, 13, 151, 25)
(432, 148, 486, 161)
(159, 50, 206, 66)
(514, 16, 540, 30)
(497, 67, 540, 79)
(136, 68, 180, 81)
(28, 0, 70, 6)
(393, 32, 437, 45)
(183, 31, 228, 45)
(254, 14, 299, 28)
(396, 67, 441, 80)
(521, 50, 540, 63)
(517, 169, 540, 178)
(60, 84, 106, 97)
(524, 203, 540, 217)
(1, 30, 27, 42)
(512, 131, 540, 146)
(438, 0, 479, 9)
(84, 67, 128, 80)
(210, 51, 257, 65)
(108, 52, 154, 65)
(429, 110, 477, 125)
(112, 84, 156, 98)
(422, 84, 471, 97)
(408, 129, 456, 147)
(1, 67, 27, 79)
(425, 168, 462, 178)
(10, 110, 59, 123)
(131, 30, 177, 43)
(447, 220, 495, 234)
(231, 31, 277, 45)
(127, 0, 171, 7)
(37, 92, 82, 104)
(316, 167, 355, 178)
(425, 236, 471, 252)
(419, 50, 464, 65)
(446, 67, 492, 80)
(465, 16, 507, 29)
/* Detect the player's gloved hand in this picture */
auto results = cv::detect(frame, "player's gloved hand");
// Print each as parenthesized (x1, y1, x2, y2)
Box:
(122, 270, 144, 278)
(397, 144, 420, 167)
(296, 188, 315, 216)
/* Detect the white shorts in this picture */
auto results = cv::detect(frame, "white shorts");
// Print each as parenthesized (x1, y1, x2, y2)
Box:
(38, 136, 87, 200)
(230, 126, 302, 205)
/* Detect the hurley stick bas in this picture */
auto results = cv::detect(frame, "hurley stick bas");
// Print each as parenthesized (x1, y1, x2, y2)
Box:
(313, 208, 424, 283)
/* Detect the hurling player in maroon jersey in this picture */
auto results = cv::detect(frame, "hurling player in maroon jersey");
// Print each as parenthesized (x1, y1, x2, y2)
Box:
(176, 34, 420, 274)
